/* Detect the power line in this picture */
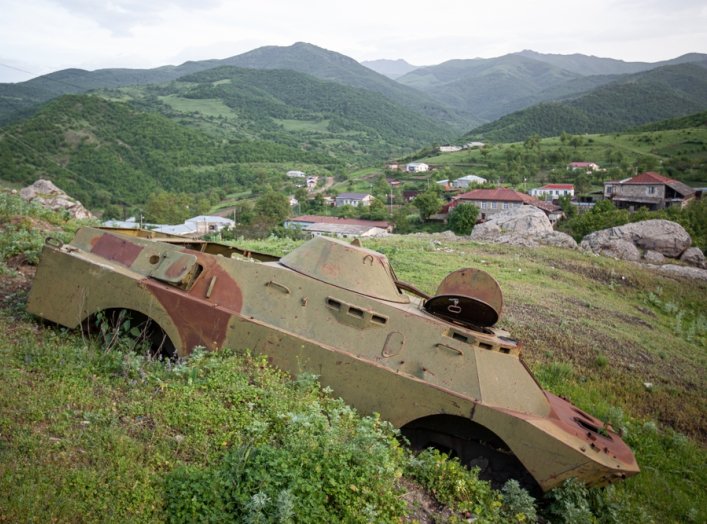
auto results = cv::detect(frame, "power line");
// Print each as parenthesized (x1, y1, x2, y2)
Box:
(0, 62, 38, 77)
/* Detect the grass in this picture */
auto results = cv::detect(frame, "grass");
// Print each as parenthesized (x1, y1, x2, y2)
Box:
(158, 95, 237, 120)
(273, 118, 331, 132)
(1, 195, 705, 522)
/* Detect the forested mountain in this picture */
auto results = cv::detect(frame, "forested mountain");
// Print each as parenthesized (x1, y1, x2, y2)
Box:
(119, 66, 453, 161)
(0, 95, 337, 208)
(466, 62, 707, 142)
(0, 43, 460, 128)
(0, 63, 221, 125)
(215, 43, 461, 126)
(360, 59, 419, 79)
(397, 51, 707, 124)
(512, 50, 707, 76)
(635, 110, 707, 132)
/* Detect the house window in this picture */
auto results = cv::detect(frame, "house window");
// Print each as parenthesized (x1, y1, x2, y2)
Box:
(648, 186, 656, 195)
(491, 201, 497, 209)
(606, 186, 613, 195)
(503, 202, 509, 209)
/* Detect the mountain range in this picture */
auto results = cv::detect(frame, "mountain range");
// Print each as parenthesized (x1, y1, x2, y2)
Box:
(1, 42, 707, 195)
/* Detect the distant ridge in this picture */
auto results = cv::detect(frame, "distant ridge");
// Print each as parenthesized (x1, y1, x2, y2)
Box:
(465, 62, 707, 141)
(360, 59, 419, 79)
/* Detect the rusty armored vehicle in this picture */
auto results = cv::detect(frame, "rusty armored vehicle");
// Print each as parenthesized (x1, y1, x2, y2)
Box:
(27, 227, 639, 492)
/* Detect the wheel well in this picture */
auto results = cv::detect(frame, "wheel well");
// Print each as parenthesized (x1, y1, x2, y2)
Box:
(401, 414, 541, 495)
(83, 308, 176, 360)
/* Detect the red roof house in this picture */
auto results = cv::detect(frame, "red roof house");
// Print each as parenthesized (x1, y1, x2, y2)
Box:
(604, 172, 695, 210)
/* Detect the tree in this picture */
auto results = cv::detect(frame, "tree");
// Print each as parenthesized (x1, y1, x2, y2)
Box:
(144, 191, 193, 224)
(254, 191, 290, 225)
(558, 195, 576, 219)
(361, 198, 388, 220)
(413, 190, 443, 221)
(448, 203, 479, 235)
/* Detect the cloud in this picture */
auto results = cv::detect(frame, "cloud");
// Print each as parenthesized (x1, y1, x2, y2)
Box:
(47, 0, 221, 36)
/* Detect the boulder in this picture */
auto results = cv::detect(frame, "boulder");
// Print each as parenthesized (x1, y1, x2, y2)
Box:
(680, 247, 706, 269)
(471, 206, 553, 240)
(591, 239, 642, 262)
(19, 179, 93, 220)
(580, 220, 691, 259)
(656, 264, 707, 282)
(469, 206, 577, 248)
(643, 250, 666, 264)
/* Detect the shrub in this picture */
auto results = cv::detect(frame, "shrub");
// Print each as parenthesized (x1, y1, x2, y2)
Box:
(406, 448, 502, 520)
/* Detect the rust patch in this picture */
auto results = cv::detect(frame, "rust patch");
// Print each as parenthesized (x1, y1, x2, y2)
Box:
(144, 280, 232, 352)
(142, 249, 244, 352)
(545, 393, 638, 467)
(91, 233, 143, 267)
(186, 253, 243, 313)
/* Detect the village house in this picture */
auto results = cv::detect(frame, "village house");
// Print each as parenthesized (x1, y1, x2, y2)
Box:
(447, 188, 564, 222)
(284, 215, 393, 238)
(464, 141, 485, 149)
(452, 174, 488, 189)
(529, 183, 575, 200)
(448, 188, 536, 220)
(406, 162, 429, 173)
(306, 176, 319, 190)
(334, 192, 374, 207)
(286, 170, 306, 178)
(568, 162, 600, 172)
(140, 215, 235, 237)
(438, 145, 462, 153)
(604, 172, 696, 210)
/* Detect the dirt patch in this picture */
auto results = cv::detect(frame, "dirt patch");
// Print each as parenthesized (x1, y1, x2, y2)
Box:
(399, 477, 454, 523)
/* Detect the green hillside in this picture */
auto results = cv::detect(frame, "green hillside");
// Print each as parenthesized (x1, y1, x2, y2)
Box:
(0, 199, 705, 522)
(0, 94, 337, 209)
(467, 63, 707, 142)
(0, 43, 461, 129)
(143, 66, 453, 159)
(218, 42, 462, 126)
(398, 54, 583, 123)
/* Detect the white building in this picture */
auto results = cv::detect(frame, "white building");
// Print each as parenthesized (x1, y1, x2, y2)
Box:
(438, 145, 462, 153)
(335, 192, 374, 207)
(286, 170, 306, 178)
(529, 184, 575, 199)
(406, 162, 429, 173)
(184, 215, 236, 234)
(452, 174, 487, 189)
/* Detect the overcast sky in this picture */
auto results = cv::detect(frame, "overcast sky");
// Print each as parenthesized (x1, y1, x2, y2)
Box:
(1, 0, 706, 83)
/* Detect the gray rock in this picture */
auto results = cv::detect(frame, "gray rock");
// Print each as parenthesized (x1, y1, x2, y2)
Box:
(20, 179, 93, 220)
(656, 264, 707, 281)
(471, 206, 553, 241)
(588, 239, 642, 262)
(581, 219, 691, 258)
(469, 206, 577, 248)
(680, 247, 706, 269)
(643, 250, 666, 264)
(536, 231, 579, 249)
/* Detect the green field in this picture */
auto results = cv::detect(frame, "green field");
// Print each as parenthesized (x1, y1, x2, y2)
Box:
(158, 95, 237, 119)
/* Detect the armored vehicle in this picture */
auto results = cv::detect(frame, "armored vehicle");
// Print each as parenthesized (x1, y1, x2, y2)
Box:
(27, 227, 639, 492)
